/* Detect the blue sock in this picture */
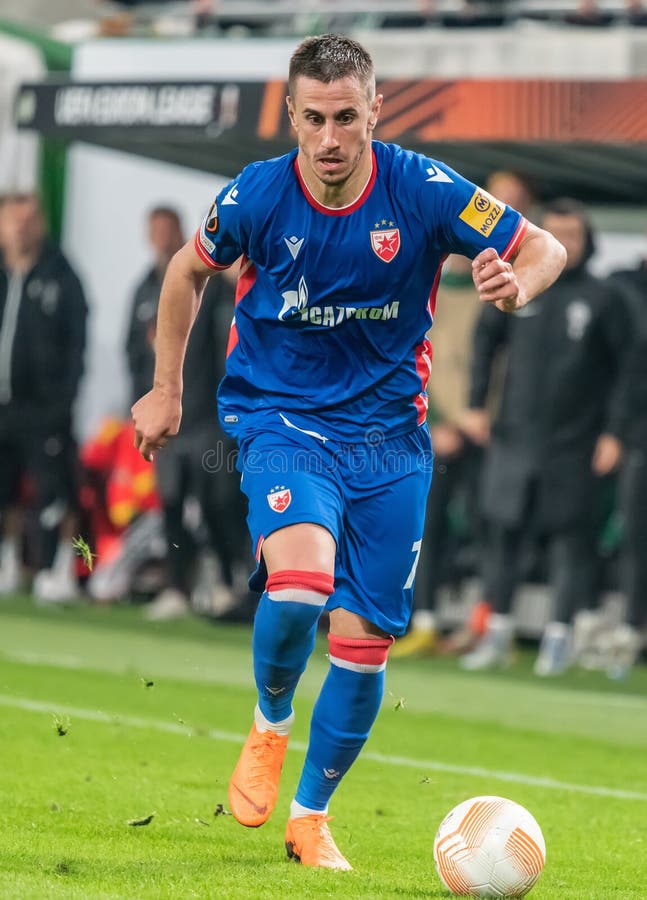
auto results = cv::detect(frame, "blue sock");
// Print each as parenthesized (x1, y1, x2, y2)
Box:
(294, 634, 392, 811)
(252, 570, 332, 723)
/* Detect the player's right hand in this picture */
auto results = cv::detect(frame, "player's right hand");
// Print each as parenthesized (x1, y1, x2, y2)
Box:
(132, 387, 182, 462)
(472, 247, 525, 313)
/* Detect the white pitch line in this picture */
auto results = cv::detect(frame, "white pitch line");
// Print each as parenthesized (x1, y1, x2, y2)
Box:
(2, 693, 647, 802)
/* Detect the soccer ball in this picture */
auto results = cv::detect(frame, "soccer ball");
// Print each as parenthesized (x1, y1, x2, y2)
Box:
(433, 796, 546, 898)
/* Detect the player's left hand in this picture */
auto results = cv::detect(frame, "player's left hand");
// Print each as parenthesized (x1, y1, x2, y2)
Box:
(472, 248, 526, 313)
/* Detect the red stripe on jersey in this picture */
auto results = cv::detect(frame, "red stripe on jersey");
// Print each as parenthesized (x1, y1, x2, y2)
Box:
(226, 256, 257, 357)
(226, 320, 239, 357)
(294, 151, 377, 216)
(255, 535, 264, 562)
(501, 217, 528, 261)
(328, 634, 394, 666)
(235, 255, 257, 305)
(428, 256, 447, 319)
(193, 231, 230, 269)
(413, 338, 433, 425)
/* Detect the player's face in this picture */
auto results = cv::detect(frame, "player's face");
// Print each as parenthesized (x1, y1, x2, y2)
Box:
(287, 76, 382, 194)
(542, 213, 587, 270)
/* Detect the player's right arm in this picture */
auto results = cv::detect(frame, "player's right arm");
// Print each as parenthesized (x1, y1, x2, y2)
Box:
(132, 239, 215, 462)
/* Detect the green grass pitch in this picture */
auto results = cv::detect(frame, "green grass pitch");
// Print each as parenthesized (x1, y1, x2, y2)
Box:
(1, 597, 646, 899)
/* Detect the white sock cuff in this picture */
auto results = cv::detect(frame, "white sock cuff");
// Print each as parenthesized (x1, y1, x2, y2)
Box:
(267, 587, 327, 606)
(290, 799, 328, 819)
(254, 704, 294, 735)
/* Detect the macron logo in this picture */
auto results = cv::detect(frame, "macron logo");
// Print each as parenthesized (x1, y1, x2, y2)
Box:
(222, 183, 239, 205)
(265, 685, 287, 696)
(426, 164, 453, 183)
(284, 235, 304, 260)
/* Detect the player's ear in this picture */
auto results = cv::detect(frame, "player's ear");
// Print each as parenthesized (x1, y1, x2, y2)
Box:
(286, 95, 297, 129)
(368, 93, 383, 132)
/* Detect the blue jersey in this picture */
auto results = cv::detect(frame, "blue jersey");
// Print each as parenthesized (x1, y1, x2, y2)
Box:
(194, 141, 527, 442)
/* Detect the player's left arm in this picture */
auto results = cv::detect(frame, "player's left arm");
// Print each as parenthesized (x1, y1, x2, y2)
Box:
(472, 222, 567, 314)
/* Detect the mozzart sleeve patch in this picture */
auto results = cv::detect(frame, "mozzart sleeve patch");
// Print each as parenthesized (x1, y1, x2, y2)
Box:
(458, 188, 506, 238)
(411, 152, 521, 259)
(430, 166, 524, 259)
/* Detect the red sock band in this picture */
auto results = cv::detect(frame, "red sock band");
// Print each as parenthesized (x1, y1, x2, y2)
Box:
(328, 634, 394, 667)
(266, 569, 334, 597)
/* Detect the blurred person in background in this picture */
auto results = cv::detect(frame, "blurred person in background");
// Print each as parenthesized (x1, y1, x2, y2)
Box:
(391, 253, 483, 658)
(98, 0, 217, 35)
(565, 0, 614, 26)
(126, 207, 248, 621)
(0, 193, 87, 602)
(80, 415, 166, 604)
(395, 171, 536, 658)
(131, 34, 565, 870)
(461, 199, 633, 676)
(600, 329, 647, 678)
(626, 0, 647, 25)
(603, 241, 647, 676)
(126, 207, 185, 407)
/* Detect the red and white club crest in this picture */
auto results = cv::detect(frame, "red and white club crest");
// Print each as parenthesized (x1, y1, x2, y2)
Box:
(370, 228, 400, 263)
(267, 486, 291, 513)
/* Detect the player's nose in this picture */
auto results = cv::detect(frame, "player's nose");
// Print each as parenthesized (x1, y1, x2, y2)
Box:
(320, 122, 340, 148)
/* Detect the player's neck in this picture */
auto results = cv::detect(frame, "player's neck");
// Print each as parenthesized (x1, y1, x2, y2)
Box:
(297, 148, 374, 210)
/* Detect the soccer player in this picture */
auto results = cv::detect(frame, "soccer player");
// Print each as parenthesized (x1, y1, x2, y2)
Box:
(132, 34, 566, 870)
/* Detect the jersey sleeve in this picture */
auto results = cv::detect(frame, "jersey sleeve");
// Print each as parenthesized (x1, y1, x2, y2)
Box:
(193, 174, 249, 270)
(415, 156, 527, 261)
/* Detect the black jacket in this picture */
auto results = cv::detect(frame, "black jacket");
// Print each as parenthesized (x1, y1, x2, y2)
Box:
(0, 241, 87, 428)
(125, 266, 163, 407)
(125, 268, 234, 431)
(608, 262, 647, 450)
(470, 265, 633, 528)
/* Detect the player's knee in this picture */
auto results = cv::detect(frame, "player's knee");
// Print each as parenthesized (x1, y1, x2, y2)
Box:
(264, 569, 334, 643)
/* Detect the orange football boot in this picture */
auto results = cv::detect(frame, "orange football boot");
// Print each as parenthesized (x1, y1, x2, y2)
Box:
(285, 814, 353, 870)
(228, 723, 289, 827)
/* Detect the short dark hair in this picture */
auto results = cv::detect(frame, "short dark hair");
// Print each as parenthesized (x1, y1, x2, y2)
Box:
(288, 34, 375, 97)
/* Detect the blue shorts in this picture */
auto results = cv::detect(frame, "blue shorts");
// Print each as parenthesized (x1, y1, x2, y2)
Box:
(237, 420, 433, 636)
